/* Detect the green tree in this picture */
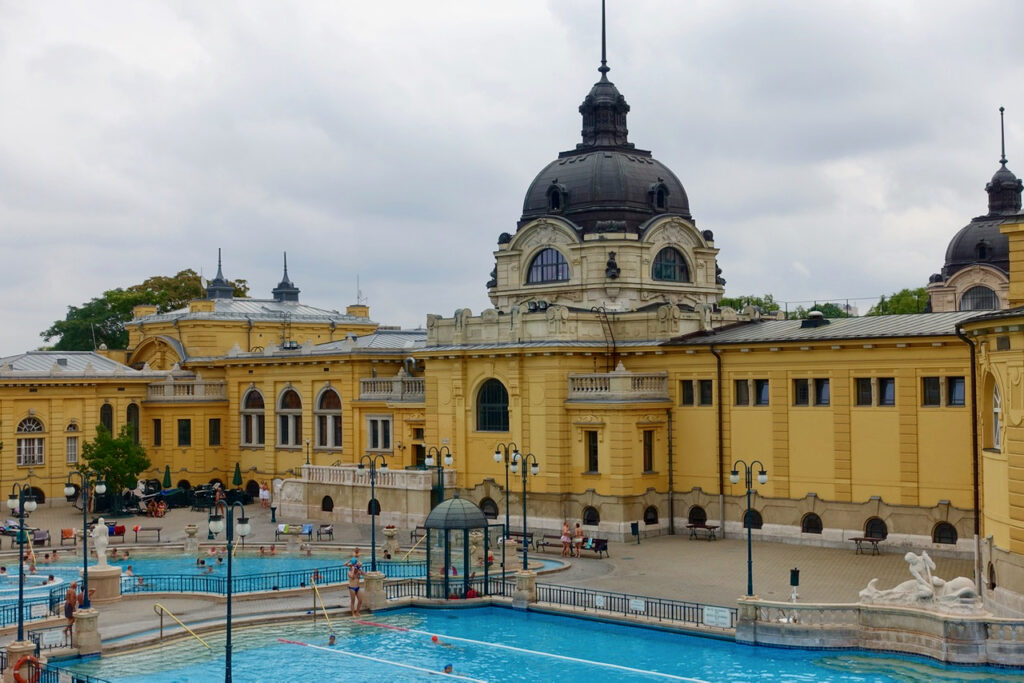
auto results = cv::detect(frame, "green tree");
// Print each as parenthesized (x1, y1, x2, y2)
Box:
(788, 302, 852, 319)
(81, 425, 151, 511)
(41, 269, 248, 350)
(867, 287, 929, 316)
(719, 293, 781, 314)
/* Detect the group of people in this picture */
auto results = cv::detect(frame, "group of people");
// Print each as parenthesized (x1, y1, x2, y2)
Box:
(560, 521, 585, 558)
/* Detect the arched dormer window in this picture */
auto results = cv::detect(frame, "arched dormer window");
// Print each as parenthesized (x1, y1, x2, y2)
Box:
(960, 285, 997, 311)
(527, 248, 569, 284)
(477, 379, 509, 432)
(546, 180, 567, 213)
(315, 387, 342, 450)
(16, 417, 45, 466)
(976, 240, 990, 260)
(652, 247, 690, 282)
(241, 389, 266, 447)
(649, 179, 670, 210)
(277, 388, 303, 447)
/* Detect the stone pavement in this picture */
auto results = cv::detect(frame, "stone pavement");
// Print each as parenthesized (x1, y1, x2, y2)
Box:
(0, 500, 975, 650)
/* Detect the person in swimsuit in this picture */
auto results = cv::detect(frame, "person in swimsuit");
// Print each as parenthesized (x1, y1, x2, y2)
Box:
(348, 563, 364, 617)
(560, 521, 571, 557)
(573, 523, 584, 558)
(64, 581, 78, 637)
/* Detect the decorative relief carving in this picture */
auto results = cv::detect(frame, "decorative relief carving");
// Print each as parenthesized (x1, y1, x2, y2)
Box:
(546, 305, 570, 334)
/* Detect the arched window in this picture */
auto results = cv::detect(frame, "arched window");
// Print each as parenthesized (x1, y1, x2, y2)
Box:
(477, 379, 509, 432)
(99, 404, 113, 433)
(480, 498, 499, 519)
(932, 522, 957, 544)
(652, 247, 690, 282)
(865, 517, 888, 539)
(582, 506, 600, 526)
(548, 187, 561, 211)
(687, 506, 707, 525)
(367, 498, 381, 516)
(27, 487, 45, 505)
(801, 513, 823, 534)
(527, 248, 569, 284)
(65, 422, 79, 465)
(976, 240, 989, 260)
(315, 388, 343, 449)
(177, 479, 192, 490)
(241, 389, 266, 447)
(16, 417, 45, 466)
(993, 383, 1002, 450)
(743, 509, 763, 529)
(656, 188, 667, 209)
(960, 285, 998, 311)
(643, 506, 659, 525)
(322, 495, 335, 512)
(126, 403, 140, 444)
(277, 389, 303, 447)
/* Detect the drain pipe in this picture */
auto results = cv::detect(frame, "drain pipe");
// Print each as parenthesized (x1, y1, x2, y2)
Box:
(955, 323, 982, 595)
(666, 407, 675, 535)
(710, 344, 725, 538)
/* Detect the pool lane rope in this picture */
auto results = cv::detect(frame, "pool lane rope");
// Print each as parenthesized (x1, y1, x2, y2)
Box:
(277, 639, 486, 681)
(352, 620, 708, 682)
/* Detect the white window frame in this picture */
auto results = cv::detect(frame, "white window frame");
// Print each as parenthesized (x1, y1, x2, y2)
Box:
(277, 388, 303, 448)
(315, 387, 343, 450)
(240, 389, 266, 447)
(16, 417, 45, 466)
(367, 415, 393, 452)
(66, 423, 79, 464)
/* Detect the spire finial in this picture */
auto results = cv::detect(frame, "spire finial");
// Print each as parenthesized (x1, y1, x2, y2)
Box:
(1000, 106, 1007, 166)
(214, 247, 225, 280)
(599, 0, 609, 75)
(283, 251, 289, 277)
(217, 247, 222, 269)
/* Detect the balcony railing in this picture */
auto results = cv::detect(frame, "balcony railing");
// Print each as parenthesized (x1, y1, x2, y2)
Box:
(302, 464, 454, 490)
(146, 378, 227, 402)
(359, 376, 425, 402)
(567, 371, 669, 402)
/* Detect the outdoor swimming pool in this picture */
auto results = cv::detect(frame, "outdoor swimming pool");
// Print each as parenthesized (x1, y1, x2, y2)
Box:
(63, 606, 1021, 682)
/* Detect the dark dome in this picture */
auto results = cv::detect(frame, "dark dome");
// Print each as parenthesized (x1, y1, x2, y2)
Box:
(424, 496, 487, 530)
(517, 60, 691, 235)
(942, 218, 1009, 278)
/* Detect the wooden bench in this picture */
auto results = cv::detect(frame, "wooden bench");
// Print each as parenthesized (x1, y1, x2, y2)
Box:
(59, 528, 77, 546)
(274, 524, 312, 541)
(536, 534, 565, 553)
(581, 537, 609, 558)
(410, 525, 427, 543)
(686, 523, 719, 541)
(508, 531, 535, 551)
(850, 536, 883, 555)
(134, 527, 162, 543)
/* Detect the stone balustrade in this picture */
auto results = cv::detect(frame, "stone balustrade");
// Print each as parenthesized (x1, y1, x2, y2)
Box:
(146, 378, 227, 402)
(359, 376, 425, 401)
(567, 370, 668, 402)
(302, 464, 454, 490)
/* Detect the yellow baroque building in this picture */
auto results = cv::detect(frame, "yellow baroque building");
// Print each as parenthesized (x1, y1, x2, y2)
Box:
(6, 33, 1024, 614)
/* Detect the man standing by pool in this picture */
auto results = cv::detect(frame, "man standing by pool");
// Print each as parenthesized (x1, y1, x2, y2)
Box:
(347, 561, 364, 617)
(63, 580, 78, 638)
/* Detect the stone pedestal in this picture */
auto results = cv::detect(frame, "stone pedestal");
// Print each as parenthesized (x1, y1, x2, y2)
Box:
(286, 534, 300, 554)
(362, 570, 387, 611)
(382, 528, 400, 557)
(502, 539, 519, 571)
(184, 525, 199, 555)
(4, 640, 37, 683)
(513, 570, 536, 608)
(469, 531, 484, 568)
(87, 564, 123, 603)
(74, 607, 102, 655)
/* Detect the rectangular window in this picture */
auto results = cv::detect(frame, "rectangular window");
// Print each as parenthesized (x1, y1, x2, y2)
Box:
(814, 378, 830, 406)
(153, 419, 162, 447)
(878, 378, 895, 406)
(16, 438, 44, 466)
(66, 436, 78, 464)
(177, 419, 191, 447)
(642, 430, 654, 472)
(754, 379, 770, 406)
(413, 427, 425, 440)
(698, 379, 714, 406)
(586, 430, 599, 472)
(948, 377, 966, 406)
(793, 379, 809, 406)
(922, 377, 941, 406)
(855, 378, 873, 406)
(734, 380, 750, 406)
(208, 418, 221, 446)
(368, 416, 393, 451)
(680, 380, 695, 406)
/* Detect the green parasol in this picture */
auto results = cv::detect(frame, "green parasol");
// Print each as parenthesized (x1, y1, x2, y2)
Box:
(232, 462, 243, 487)
(162, 464, 172, 489)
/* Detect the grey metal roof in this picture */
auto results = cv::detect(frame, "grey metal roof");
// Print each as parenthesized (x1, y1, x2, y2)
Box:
(0, 351, 153, 378)
(127, 298, 373, 326)
(184, 329, 428, 363)
(424, 496, 488, 530)
(421, 339, 663, 353)
(957, 305, 1024, 325)
(668, 312, 980, 346)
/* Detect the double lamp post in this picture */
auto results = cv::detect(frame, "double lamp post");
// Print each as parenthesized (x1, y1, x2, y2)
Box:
(7, 484, 37, 642)
(63, 472, 106, 614)
(207, 500, 250, 683)
(358, 453, 388, 572)
(731, 459, 767, 598)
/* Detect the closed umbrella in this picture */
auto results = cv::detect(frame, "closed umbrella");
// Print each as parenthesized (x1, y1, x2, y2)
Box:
(163, 465, 172, 489)
(232, 462, 243, 488)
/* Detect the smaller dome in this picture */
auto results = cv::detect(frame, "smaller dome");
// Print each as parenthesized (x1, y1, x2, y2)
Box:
(424, 495, 487, 530)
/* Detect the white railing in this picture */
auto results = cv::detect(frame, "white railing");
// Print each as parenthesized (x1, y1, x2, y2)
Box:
(359, 377, 425, 401)
(567, 372, 668, 401)
(146, 379, 227, 402)
(302, 465, 454, 490)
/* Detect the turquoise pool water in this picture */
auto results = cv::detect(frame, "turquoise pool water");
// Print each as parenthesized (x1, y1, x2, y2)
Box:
(64, 606, 1020, 682)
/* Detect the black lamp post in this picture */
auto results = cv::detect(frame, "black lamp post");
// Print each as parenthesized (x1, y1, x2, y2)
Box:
(730, 459, 767, 598)
(424, 446, 453, 503)
(7, 484, 37, 642)
(64, 472, 106, 610)
(358, 453, 388, 572)
(492, 442, 519, 538)
(509, 452, 540, 571)
(208, 500, 250, 683)
(305, 437, 311, 466)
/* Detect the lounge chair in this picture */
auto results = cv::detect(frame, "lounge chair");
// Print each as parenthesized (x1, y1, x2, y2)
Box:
(60, 528, 77, 546)
(317, 524, 334, 541)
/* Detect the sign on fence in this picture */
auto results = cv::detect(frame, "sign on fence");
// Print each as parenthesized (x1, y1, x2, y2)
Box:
(30, 604, 49, 618)
(41, 629, 65, 647)
(594, 595, 605, 608)
(702, 606, 732, 628)
(628, 598, 646, 613)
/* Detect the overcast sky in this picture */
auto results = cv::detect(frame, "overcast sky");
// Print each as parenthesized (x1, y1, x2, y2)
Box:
(2, 1, 1023, 354)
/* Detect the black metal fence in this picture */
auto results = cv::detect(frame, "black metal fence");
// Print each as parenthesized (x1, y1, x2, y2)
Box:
(0, 585, 65, 628)
(533, 582, 737, 628)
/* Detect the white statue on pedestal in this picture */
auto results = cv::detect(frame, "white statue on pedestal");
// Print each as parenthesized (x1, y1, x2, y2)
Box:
(91, 518, 109, 567)
(859, 550, 980, 611)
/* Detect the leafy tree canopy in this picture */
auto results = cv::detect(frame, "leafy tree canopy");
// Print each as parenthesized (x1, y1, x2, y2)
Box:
(867, 287, 930, 316)
(787, 302, 852, 319)
(81, 425, 152, 498)
(719, 294, 781, 314)
(41, 269, 248, 350)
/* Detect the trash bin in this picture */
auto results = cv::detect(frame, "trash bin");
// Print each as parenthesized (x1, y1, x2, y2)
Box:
(630, 521, 640, 544)
(270, 506, 277, 523)
(790, 568, 800, 586)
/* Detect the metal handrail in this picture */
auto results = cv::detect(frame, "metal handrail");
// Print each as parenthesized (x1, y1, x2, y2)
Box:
(310, 579, 333, 633)
(402, 533, 427, 561)
(153, 603, 211, 648)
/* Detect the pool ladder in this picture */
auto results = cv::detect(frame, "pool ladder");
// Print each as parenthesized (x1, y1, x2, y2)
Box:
(153, 603, 211, 649)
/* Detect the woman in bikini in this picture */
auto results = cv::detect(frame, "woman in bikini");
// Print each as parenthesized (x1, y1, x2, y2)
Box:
(347, 563, 364, 617)
(573, 522, 584, 558)
(560, 521, 571, 557)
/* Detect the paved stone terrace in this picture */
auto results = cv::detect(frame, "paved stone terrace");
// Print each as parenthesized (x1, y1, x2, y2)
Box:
(0, 500, 975, 650)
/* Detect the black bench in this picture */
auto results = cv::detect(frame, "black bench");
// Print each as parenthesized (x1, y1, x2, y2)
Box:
(536, 535, 565, 553)
(134, 527, 162, 543)
(581, 537, 609, 558)
(410, 526, 427, 544)
(686, 524, 718, 541)
(850, 536, 883, 555)
(508, 531, 535, 551)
